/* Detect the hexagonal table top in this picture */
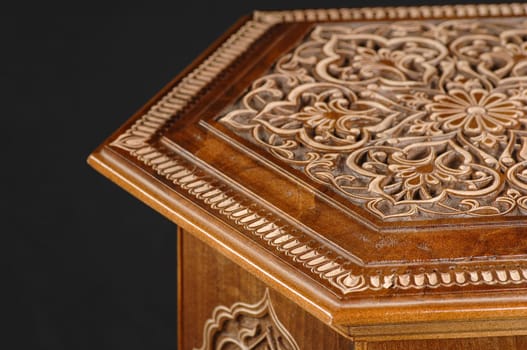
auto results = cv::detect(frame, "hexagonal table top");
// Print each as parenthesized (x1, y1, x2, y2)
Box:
(89, 3, 527, 338)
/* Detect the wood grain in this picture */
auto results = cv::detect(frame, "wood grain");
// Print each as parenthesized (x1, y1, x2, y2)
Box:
(179, 228, 527, 349)
(88, 3, 527, 345)
(178, 228, 354, 350)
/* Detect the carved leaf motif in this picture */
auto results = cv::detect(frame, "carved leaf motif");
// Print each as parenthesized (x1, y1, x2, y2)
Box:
(219, 19, 527, 220)
(108, 6, 527, 293)
(194, 290, 300, 350)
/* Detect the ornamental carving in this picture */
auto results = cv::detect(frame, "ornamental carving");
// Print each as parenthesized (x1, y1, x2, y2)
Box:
(107, 8, 527, 294)
(219, 19, 527, 220)
(194, 290, 299, 350)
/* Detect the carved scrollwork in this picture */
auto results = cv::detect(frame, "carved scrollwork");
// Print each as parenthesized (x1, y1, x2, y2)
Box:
(194, 290, 300, 350)
(220, 19, 527, 220)
(108, 7, 527, 293)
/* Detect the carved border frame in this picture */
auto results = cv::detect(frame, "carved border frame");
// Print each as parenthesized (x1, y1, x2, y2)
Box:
(108, 4, 527, 295)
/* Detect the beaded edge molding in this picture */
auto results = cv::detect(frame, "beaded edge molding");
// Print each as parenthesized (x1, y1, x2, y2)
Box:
(254, 3, 527, 23)
(110, 5, 527, 293)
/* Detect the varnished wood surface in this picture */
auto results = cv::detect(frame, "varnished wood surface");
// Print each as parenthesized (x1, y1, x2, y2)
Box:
(364, 336, 527, 350)
(178, 228, 354, 350)
(89, 3, 527, 343)
(179, 228, 527, 349)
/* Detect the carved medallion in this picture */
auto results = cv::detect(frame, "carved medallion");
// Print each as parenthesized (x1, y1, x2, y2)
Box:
(219, 19, 527, 220)
(194, 290, 299, 350)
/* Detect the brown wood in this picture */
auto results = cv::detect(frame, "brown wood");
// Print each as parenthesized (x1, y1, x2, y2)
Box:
(89, 3, 527, 348)
(178, 228, 527, 349)
(179, 228, 354, 350)
(365, 336, 527, 350)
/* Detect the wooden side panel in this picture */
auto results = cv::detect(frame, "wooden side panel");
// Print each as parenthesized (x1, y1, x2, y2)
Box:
(177, 228, 527, 349)
(178, 229, 354, 350)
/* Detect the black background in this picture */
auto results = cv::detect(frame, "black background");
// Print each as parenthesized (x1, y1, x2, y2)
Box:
(3, 0, 501, 349)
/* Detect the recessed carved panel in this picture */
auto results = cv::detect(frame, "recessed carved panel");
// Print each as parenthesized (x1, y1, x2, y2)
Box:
(194, 290, 299, 350)
(219, 19, 527, 221)
(104, 9, 527, 294)
(91, 5, 527, 334)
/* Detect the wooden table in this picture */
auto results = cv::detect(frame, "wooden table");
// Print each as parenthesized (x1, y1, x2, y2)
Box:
(89, 4, 527, 349)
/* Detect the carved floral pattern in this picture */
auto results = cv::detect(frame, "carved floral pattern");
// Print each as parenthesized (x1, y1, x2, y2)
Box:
(428, 89, 523, 138)
(220, 19, 527, 220)
(108, 7, 527, 293)
(194, 290, 299, 350)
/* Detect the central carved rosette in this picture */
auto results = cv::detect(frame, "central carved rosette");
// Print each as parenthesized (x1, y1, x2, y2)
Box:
(429, 90, 521, 135)
(220, 19, 527, 220)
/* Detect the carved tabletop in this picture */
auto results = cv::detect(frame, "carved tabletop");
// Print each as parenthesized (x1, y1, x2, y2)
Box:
(89, 3, 527, 342)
